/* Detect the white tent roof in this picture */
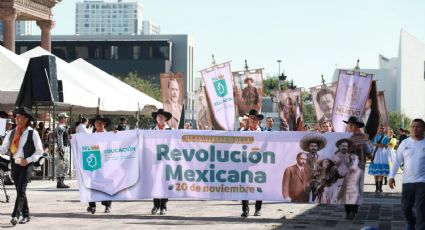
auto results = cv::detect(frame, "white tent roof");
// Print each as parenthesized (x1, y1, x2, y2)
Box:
(70, 58, 162, 111)
(0, 45, 28, 106)
(20, 47, 159, 114)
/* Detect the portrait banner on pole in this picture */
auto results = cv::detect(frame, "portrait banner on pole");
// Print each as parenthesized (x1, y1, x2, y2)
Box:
(277, 88, 303, 131)
(160, 72, 185, 130)
(72, 130, 366, 206)
(232, 68, 264, 117)
(200, 62, 236, 131)
(310, 82, 337, 125)
(332, 70, 373, 132)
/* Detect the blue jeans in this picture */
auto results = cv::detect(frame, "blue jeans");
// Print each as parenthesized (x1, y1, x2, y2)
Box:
(402, 183, 425, 229)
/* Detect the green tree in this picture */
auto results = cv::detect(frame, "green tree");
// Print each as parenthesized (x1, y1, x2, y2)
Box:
(389, 111, 412, 138)
(116, 72, 161, 101)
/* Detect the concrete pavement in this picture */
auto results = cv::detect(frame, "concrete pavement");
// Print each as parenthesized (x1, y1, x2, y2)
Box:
(0, 168, 406, 230)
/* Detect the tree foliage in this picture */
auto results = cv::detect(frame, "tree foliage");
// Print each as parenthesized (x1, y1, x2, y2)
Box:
(389, 111, 412, 138)
(116, 72, 161, 101)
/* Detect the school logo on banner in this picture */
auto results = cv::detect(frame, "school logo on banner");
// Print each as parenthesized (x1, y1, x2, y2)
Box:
(82, 145, 102, 171)
(213, 74, 227, 97)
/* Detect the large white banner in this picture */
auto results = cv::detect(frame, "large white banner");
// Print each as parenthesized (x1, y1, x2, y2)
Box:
(332, 70, 373, 132)
(200, 62, 236, 131)
(72, 130, 367, 206)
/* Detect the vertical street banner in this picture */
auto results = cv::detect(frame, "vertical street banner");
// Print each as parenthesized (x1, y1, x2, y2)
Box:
(200, 62, 236, 131)
(277, 88, 304, 131)
(160, 72, 185, 130)
(194, 87, 213, 130)
(73, 130, 368, 206)
(233, 69, 264, 117)
(310, 82, 337, 125)
(377, 91, 389, 129)
(332, 70, 373, 132)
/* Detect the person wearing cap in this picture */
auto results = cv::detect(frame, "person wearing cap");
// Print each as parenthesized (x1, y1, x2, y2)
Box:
(237, 115, 249, 131)
(87, 115, 112, 214)
(116, 117, 129, 131)
(151, 109, 173, 215)
(240, 109, 263, 217)
(55, 112, 70, 189)
(0, 106, 43, 226)
(299, 133, 327, 202)
(342, 116, 373, 220)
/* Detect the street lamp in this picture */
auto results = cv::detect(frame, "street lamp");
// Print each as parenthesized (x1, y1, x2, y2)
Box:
(277, 59, 282, 76)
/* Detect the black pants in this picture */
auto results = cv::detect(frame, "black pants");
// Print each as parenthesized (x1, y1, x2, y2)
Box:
(344, 204, 358, 214)
(11, 161, 33, 218)
(242, 200, 262, 212)
(153, 198, 168, 209)
(402, 183, 425, 229)
(88, 201, 111, 208)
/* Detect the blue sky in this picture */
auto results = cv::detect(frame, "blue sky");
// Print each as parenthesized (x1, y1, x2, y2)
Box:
(40, 0, 425, 88)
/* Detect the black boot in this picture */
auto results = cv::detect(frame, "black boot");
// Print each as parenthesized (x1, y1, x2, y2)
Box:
(375, 181, 379, 194)
(57, 177, 70, 189)
(383, 177, 388, 185)
(378, 181, 383, 194)
(61, 177, 70, 188)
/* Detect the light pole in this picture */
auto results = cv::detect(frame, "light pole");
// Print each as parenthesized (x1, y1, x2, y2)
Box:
(277, 59, 282, 76)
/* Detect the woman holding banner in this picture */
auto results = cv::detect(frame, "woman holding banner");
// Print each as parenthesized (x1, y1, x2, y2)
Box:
(87, 115, 112, 214)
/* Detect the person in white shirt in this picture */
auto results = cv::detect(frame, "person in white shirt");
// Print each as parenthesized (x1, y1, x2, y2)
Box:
(0, 107, 43, 226)
(389, 118, 425, 230)
(76, 117, 90, 134)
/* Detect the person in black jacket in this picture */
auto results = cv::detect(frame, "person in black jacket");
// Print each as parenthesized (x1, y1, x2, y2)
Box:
(0, 107, 43, 226)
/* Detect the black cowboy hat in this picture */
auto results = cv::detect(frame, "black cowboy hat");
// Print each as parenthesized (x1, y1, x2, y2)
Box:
(343, 116, 365, 128)
(335, 138, 354, 149)
(152, 109, 172, 121)
(245, 109, 264, 120)
(13, 106, 36, 121)
(90, 115, 111, 128)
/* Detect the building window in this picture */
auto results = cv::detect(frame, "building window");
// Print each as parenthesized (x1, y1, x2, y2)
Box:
(111, 46, 119, 60)
(133, 46, 140, 60)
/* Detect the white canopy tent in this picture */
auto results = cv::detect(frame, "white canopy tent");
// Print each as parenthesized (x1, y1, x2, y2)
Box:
(0, 45, 29, 108)
(70, 58, 162, 113)
(20, 47, 161, 114)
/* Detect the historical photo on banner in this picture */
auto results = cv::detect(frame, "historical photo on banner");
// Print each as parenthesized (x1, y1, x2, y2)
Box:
(194, 87, 213, 130)
(377, 91, 389, 129)
(160, 72, 184, 130)
(277, 88, 304, 131)
(233, 69, 264, 117)
(73, 129, 368, 206)
(200, 62, 236, 131)
(332, 70, 373, 132)
(310, 83, 337, 125)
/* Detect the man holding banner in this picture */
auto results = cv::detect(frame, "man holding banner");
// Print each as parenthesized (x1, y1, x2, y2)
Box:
(150, 109, 173, 215)
(241, 109, 264, 217)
